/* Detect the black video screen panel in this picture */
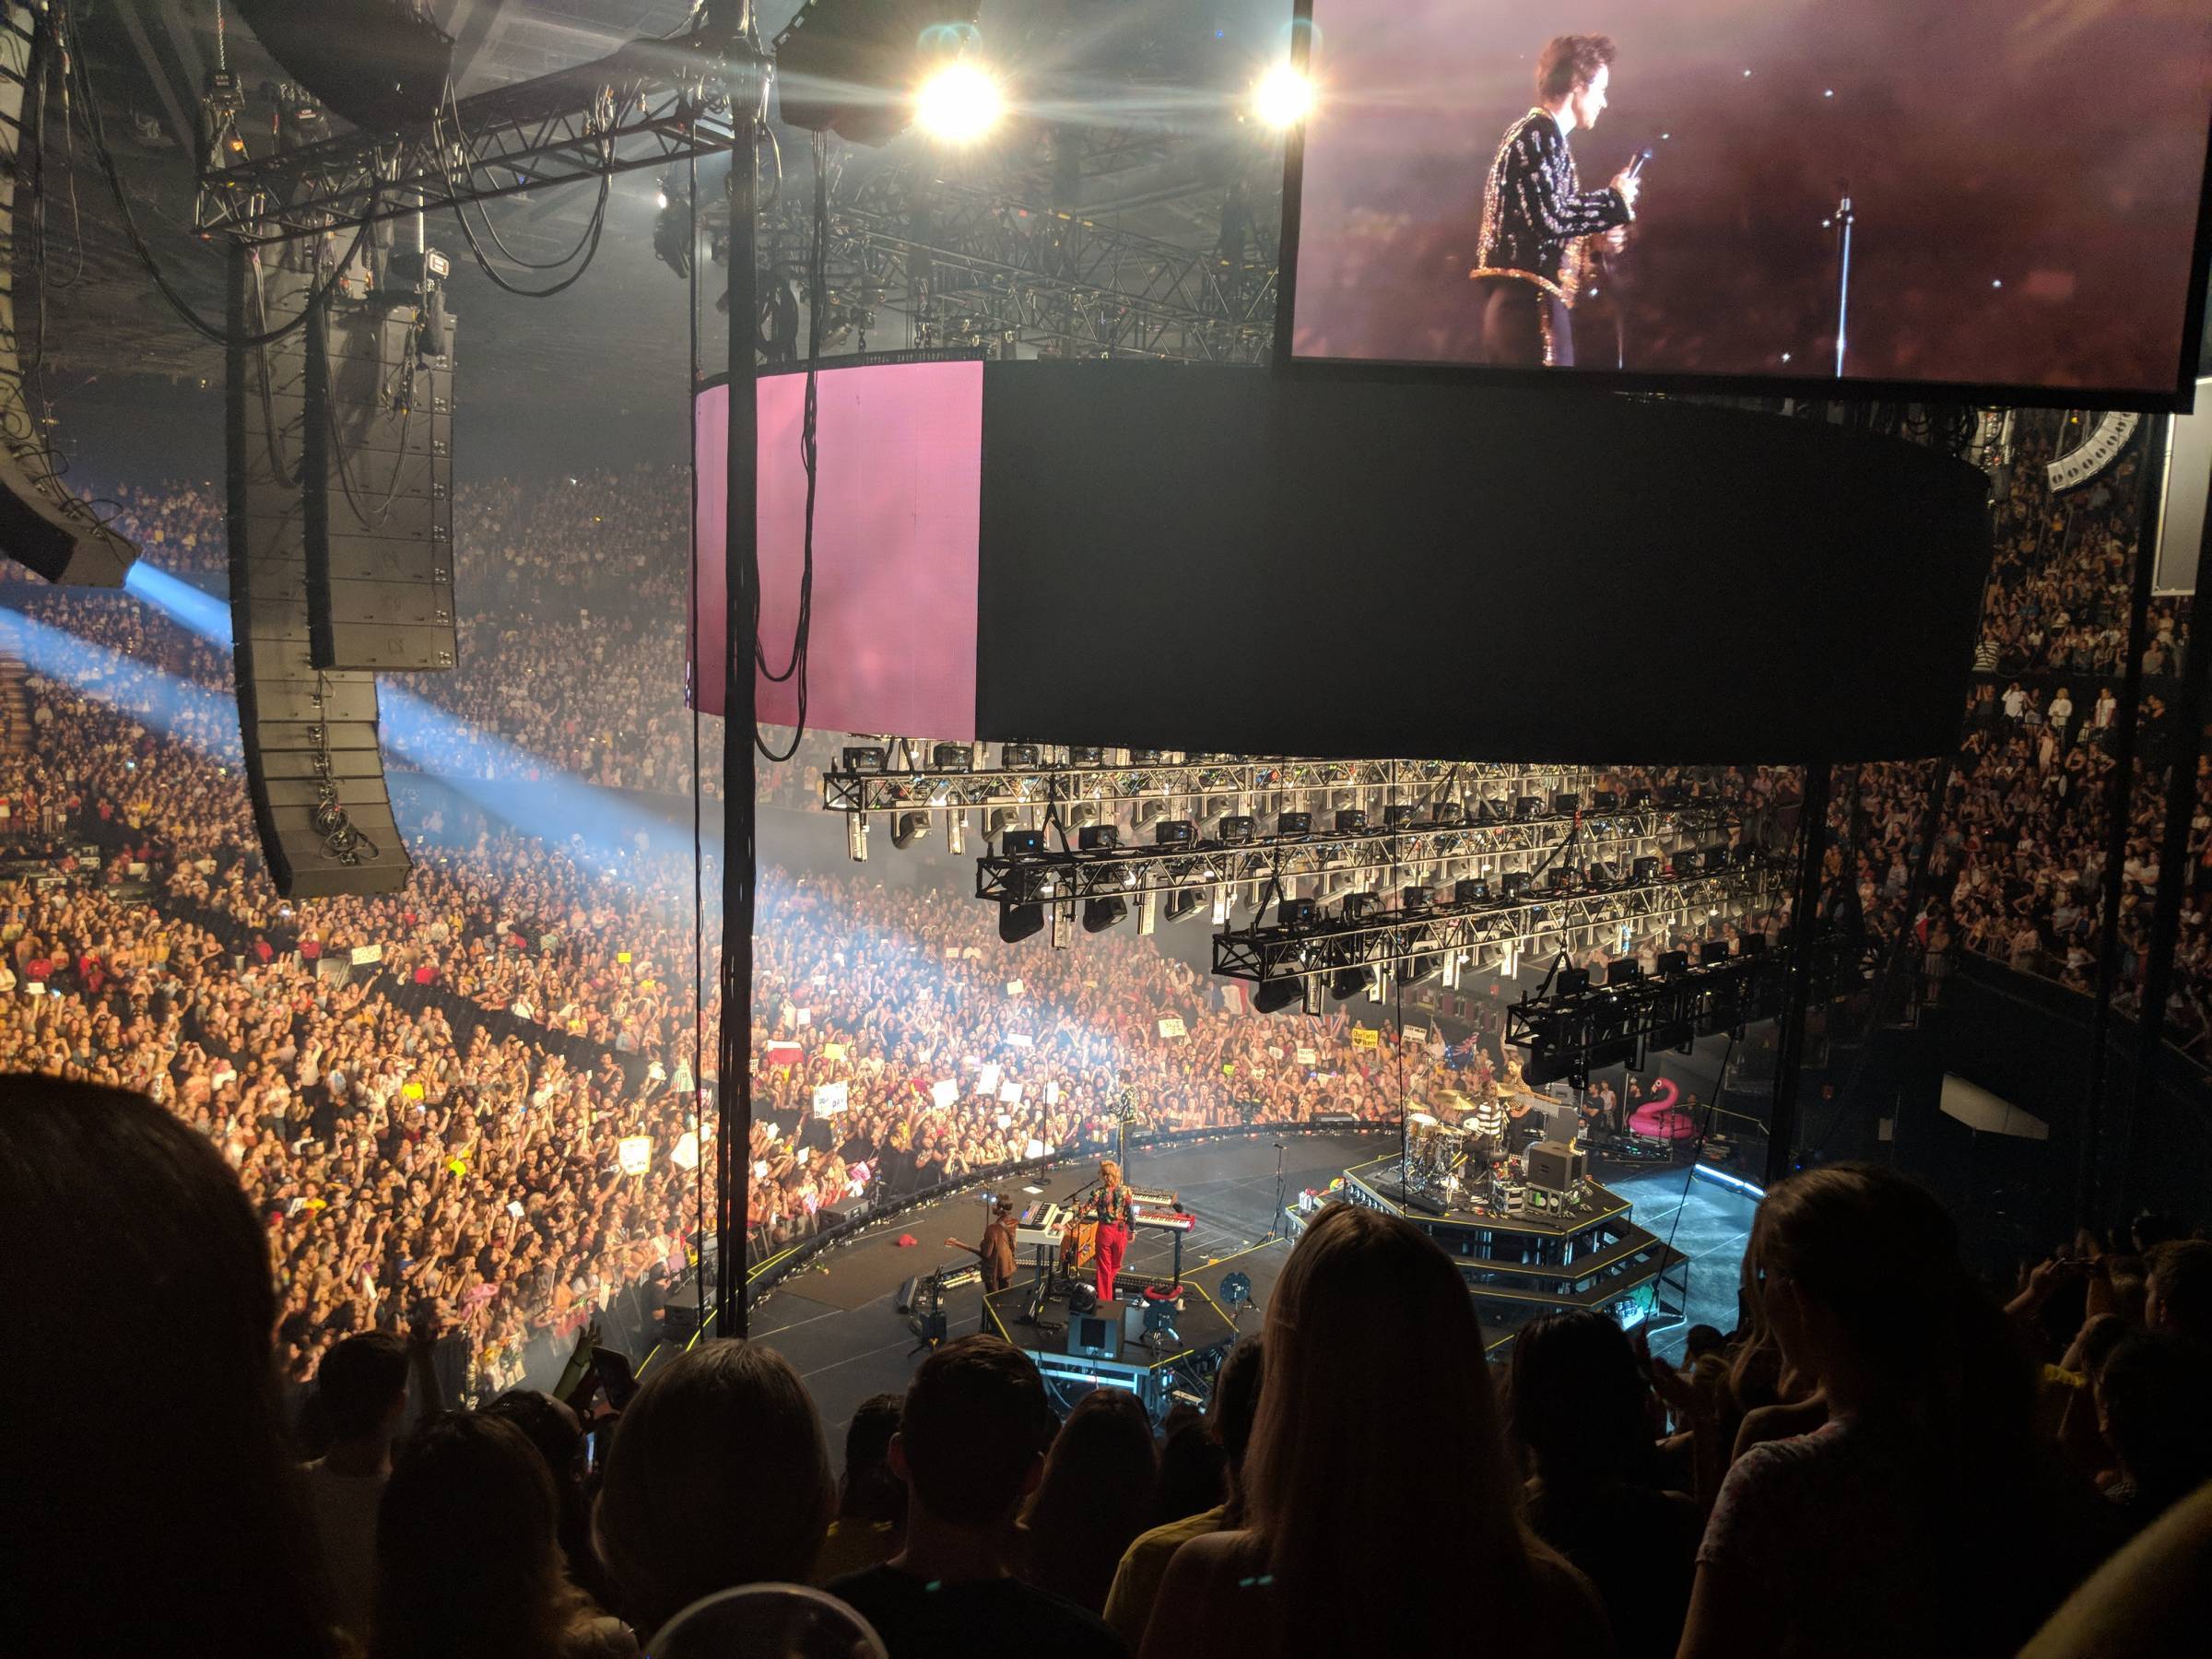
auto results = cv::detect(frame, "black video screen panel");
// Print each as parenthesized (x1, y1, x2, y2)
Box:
(1280, 2, 2212, 406)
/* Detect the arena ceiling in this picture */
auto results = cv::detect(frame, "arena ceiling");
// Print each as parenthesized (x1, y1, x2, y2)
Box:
(31, 0, 1290, 456)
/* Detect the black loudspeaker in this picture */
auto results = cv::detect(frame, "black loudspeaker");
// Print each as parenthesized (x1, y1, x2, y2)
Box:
(659, 1301, 702, 1342)
(309, 293, 456, 671)
(229, 247, 409, 898)
(0, 446, 135, 585)
(229, 2, 454, 133)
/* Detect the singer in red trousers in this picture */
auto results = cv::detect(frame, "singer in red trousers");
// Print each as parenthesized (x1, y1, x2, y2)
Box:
(1092, 1159, 1134, 1303)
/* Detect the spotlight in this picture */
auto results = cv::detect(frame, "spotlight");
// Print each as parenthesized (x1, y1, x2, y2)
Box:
(1001, 743, 1040, 769)
(1077, 823, 1120, 852)
(988, 808, 1024, 840)
(1590, 791, 1619, 812)
(1453, 877, 1491, 906)
(1218, 815, 1256, 844)
(1083, 896, 1127, 933)
(1400, 951, 1441, 986)
(1067, 746, 1106, 766)
(1431, 800, 1465, 828)
(1127, 748, 1163, 764)
(1557, 968, 1592, 997)
(1155, 819, 1196, 847)
(1330, 966, 1371, 1000)
(1699, 939, 1732, 967)
(1632, 855, 1662, 883)
(1277, 811, 1313, 836)
(1385, 804, 1419, 830)
(1002, 827, 1045, 855)
(841, 746, 888, 773)
(1335, 808, 1369, 833)
(892, 810, 932, 848)
(1277, 896, 1319, 929)
(1165, 888, 1207, 923)
(1656, 949, 1689, 977)
(947, 811, 967, 855)
(932, 742, 973, 772)
(1401, 885, 1434, 912)
(1554, 792, 1582, 816)
(1606, 958, 1642, 986)
(1340, 891, 1382, 922)
(999, 903, 1044, 943)
(1253, 62, 1315, 129)
(1513, 795, 1543, 820)
(1255, 977, 1306, 1015)
(916, 60, 1005, 142)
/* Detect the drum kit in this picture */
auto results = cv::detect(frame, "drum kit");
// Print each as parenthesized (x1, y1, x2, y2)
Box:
(1405, 1092, 1504, 1199)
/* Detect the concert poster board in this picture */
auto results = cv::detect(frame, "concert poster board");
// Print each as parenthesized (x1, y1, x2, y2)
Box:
(1275, 1, 2212, 412)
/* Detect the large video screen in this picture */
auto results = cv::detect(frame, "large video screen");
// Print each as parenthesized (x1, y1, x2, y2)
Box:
(693, 358, 982, 735)
(1283, 3, 2212, 404)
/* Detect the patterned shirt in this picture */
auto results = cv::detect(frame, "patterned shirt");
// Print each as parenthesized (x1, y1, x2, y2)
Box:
(1477, 109, 1631, 286)
(1093, 1182, 1134, 1230)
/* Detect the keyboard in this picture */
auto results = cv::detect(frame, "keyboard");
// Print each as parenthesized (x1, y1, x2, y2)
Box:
(1016, 1200, 1077, 1248)
(1132, 1203, 1196, 1232)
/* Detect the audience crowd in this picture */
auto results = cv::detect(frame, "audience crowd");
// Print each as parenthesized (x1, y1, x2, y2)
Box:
(11, 1077, 2211, 1659)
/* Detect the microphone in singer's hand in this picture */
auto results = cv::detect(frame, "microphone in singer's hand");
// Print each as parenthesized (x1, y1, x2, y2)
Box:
(1626, 144, 1654, 180)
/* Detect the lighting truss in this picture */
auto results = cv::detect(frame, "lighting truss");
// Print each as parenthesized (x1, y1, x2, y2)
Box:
(975, 805, 1740, 908)
(822, 750, 1608, 820)
(194, 33, 740, 243)
(1503, 928, 1862, 1078)
(1210, 863, 1792, 988)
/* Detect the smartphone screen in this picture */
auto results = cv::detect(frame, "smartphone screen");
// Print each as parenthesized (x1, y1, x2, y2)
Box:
(582, 1430, 600, 1473)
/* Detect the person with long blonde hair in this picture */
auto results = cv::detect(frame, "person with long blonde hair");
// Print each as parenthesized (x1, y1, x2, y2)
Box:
(1140, 1203, 1609, 1657)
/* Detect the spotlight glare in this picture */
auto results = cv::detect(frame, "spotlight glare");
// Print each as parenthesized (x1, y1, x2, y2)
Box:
(1253, 64, 1315, 130)
(915, 62, 1005, 144)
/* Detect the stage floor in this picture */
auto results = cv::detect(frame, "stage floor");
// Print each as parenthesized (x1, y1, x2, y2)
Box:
(727, 1130, 1755, 1465)
(745, 1132, 1381, 1457)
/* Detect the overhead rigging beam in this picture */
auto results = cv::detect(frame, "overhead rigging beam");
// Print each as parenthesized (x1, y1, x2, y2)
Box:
(194, 31, 739, 243)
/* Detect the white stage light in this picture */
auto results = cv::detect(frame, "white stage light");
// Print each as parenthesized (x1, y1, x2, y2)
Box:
(916, 62, 1005, 143)
(1253, 64, 1314, 129)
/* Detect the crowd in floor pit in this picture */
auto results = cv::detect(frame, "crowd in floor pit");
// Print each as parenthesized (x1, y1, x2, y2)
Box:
(0, 564, 1473, 1389)
(12, 1078, 2212, 1659)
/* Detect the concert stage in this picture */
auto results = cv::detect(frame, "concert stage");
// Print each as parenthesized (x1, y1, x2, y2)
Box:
(980, 1239, 1285, 1418)
(701, 1130, 1735, 1460)
(1289, 1156, 1692, 1350)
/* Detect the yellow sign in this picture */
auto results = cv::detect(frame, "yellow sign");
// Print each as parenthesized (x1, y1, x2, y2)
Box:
(618, 951, 632, 965)
(1350, 1026, 1380, 1049)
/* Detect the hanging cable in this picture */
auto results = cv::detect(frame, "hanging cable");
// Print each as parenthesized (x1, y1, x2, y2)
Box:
(684, 143, 710, 1343)
(435, 78, 615, 278)
(66, 27, 379, 347)
(751, 129, 825, 764)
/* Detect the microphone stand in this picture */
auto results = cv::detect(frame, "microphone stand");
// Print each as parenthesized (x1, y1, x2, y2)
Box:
(1832, 191, 1854, 378)
(1267, 1139, 1288, 1241)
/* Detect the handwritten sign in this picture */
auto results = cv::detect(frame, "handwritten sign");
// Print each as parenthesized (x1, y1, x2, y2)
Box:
(977, 1063, 1003, 1097)
(618, 1135, 653, 1175)
(999, 1081, 1024, 1104)
(811, 1080, 849, 1117)
(820, 1041, 849, 1063)
(349, 944, 382, 966)
(671, 1131, 700, 1171)
(1351, 1026, 1380, 1050)
(930, 1078, 959, 1110)
(1158, 1017, 1188, 1039)
(1295, 1046, 1318, 1065)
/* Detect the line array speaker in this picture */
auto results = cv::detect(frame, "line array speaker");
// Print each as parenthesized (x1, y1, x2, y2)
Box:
(308, 292, 455, 671)
(228, 245, 409, 898)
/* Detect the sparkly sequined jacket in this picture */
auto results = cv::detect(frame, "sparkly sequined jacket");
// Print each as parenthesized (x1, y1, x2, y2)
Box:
(1474, 109, 1632, 295)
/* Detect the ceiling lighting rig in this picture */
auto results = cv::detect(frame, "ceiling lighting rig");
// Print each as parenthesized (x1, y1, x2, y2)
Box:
(822, 743, 1616, 864)
(1208, 859, 1791, 1015)
(1503, 928, 1863, 1088)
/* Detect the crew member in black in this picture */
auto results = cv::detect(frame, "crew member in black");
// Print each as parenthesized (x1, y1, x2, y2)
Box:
(1470, 34, 1640, 368)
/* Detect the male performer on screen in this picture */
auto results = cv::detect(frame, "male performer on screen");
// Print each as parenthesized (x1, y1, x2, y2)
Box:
(1090, 1159, 1135, 1304)
(1470, 34, 1641, 368)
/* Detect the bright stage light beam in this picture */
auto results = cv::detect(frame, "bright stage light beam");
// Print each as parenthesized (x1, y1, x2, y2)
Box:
(914, 62, 1004, 143)
(1253, 64, 1314, 130)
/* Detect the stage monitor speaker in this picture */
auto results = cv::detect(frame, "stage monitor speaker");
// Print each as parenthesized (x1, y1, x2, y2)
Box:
(1068, 1306, 1122, 1359)
(1525, 1139, 1587, 1193)
(229, 248, 410, 898)
(309, 293, 456, 672)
